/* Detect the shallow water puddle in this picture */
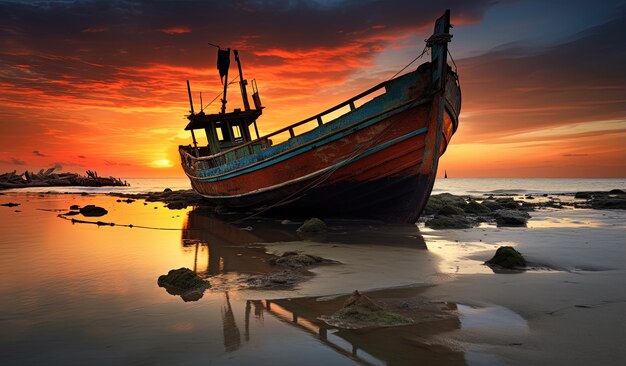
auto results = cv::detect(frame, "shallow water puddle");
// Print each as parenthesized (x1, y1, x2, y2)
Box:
(457, 304, 528, 334)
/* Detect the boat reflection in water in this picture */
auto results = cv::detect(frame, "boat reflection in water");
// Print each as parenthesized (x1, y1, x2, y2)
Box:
(164, 207, 466, 365)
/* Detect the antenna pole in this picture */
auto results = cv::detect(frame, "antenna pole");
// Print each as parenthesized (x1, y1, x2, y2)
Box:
(234, 50, 251, 111)
(186, 80, 195, 114)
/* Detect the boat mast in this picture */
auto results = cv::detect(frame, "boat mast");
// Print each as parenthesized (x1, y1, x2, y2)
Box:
(234, 50, 250, 111)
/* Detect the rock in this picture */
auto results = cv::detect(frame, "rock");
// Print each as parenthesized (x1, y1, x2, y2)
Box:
(79, 205, 108, 217)
(322, 291, 411, 329)
(436, 204, 465, 216)
(343, 290, 382, 311)
(64, 211, 80, 216)
(575, 192, 592, 199)
(609, 189, 625, 195)
(246, 270, 301, 288)
(424, 193, 467, 214)
(425, 215, 471, 229)
(495, 197, 520, 209)
(482, 200, 504, 211)
(277, 254, 324, 268)
(157, 268, 210, 301)
(297, 218, 327, 233)
(590, 198, 626, 210)
(464, 200, 491, 214)
(69, 204, 80, 210)
(485, 246, 526, 269)
(1, 202, 20, 207)
(493, 209, 529, 227)
(166, 201, 187, 210)
(163, 188, 172, 193)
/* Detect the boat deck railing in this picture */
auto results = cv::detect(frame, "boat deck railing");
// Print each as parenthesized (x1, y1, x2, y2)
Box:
(180, 78, 391, 170)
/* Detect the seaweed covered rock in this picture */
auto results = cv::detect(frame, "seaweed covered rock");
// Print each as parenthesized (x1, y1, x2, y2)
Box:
(79, 205, 108, 217)
(481, 200, 504, 211)
(425, 215, 471, 229)
(424, 193, 467, 214)
(272, 251, 330, 268)
(495, 197, 520, 209)
(485, 246, 526, 269)
(157, 268, 210, 301)
(574, 192, 592, 199)
(321, 291, 411, 329)
(296, 218, 327, 234)
(246, 270, 302, 288)
(493, 209, 529, 227)
(464, 200, 491, 214)
(609, 189, 625, 195)
(590, 198, 626, 210)
(436, 204, 465, 216)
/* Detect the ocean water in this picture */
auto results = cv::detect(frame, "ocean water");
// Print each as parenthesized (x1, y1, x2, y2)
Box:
(6, 177, 625, 196)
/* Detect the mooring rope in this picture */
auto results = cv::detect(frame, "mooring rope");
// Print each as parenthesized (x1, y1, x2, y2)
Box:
(57, 213, 189, 231)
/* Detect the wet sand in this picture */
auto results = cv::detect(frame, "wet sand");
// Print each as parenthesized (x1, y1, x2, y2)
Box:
(0, 192, 624, 365)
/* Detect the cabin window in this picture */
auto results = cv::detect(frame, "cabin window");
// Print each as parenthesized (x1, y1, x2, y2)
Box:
(216, 128, 224, 141)
(232, 125, 242, 139)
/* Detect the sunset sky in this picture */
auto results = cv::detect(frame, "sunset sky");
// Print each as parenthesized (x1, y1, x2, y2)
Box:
(1, 0, 624, 178)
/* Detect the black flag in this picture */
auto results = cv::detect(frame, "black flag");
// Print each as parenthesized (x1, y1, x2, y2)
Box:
(217, 48, 230, 84)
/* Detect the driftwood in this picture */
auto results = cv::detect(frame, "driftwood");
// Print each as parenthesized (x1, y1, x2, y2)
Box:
(0, 168, 128, 189)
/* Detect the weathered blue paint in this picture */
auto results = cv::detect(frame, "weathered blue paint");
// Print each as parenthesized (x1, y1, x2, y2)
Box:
(197, 127, 429, 184)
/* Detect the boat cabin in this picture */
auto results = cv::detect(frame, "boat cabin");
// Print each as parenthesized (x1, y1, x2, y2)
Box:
(183, 48, 263, 158)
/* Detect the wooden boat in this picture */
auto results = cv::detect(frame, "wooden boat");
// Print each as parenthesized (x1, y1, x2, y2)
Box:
(179, 10, 460, 223)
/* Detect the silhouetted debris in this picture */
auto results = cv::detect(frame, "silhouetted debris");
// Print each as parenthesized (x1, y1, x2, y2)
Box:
(79, 205, 108, 217)
(108, 189, 207, 210)
(1, 202, 20, 207)
(69, 204, 80, 210)
(0, 168, 128, 188)
(486, 246, 527, 269)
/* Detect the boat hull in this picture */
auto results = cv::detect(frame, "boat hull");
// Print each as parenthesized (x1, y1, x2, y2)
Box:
(181, 69, 459, 223)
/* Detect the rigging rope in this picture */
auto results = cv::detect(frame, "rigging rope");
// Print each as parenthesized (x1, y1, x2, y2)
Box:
(201, 75, 240, 112)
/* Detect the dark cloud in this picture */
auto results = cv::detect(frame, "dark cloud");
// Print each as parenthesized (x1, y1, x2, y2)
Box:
(8, 157, 26, 165)
(562, 153, 589, 157)
(51, 161, 85, 169)
(456, 14, 626, 143)
(0, 0, 494, 107)
(32, 150, 47, 157)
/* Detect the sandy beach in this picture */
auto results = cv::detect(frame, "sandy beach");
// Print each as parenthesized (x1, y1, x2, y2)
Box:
(0, 189, 624, 365)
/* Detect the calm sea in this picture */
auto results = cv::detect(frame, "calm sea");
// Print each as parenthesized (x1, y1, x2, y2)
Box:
(7, 177, 625, 196)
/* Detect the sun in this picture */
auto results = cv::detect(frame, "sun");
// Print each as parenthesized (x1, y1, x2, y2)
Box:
(151, 159, 174, 168)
